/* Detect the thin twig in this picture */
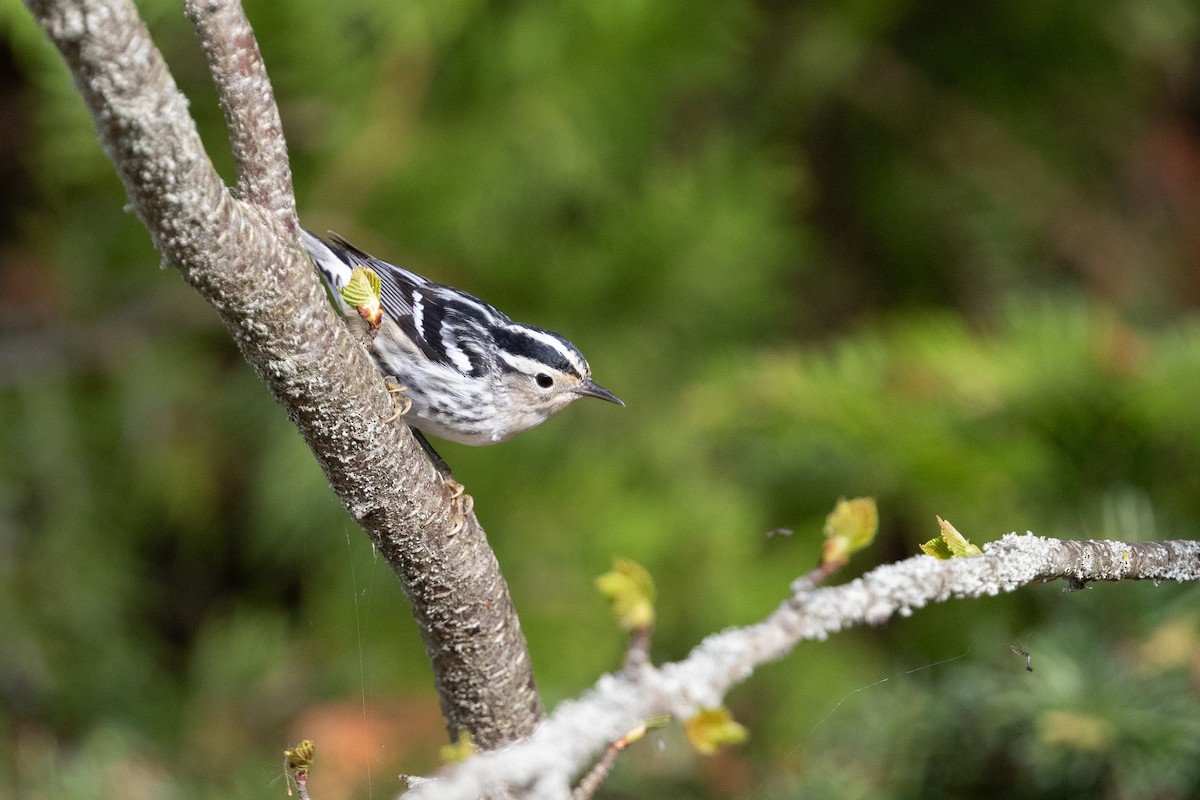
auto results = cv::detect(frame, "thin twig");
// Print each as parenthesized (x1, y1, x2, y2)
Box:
(570, 722, 655, 800)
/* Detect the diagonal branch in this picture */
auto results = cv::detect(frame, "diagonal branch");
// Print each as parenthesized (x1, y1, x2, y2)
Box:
(404, 534, 1200, 798)
(24, 0, 541, 747)
(184, 0, 294, 220)
(27, 0, 233, 267)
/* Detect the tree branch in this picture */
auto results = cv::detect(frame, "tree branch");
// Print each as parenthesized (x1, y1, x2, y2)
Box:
(404, 534, 1200, 798)
(184, 0, 295, 220)
(24, 0, 541, 747)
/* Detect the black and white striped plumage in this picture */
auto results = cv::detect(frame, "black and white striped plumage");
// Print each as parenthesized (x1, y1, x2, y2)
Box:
(302, 230, 622, 445)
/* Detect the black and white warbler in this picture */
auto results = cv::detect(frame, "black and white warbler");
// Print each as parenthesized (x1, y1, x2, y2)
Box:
(302, 230, 623, 446)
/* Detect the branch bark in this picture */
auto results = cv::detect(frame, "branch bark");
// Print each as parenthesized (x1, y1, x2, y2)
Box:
(404, 534, 1200, 799)
(184, 0, 294, 220)
(24, 0, 541, 747)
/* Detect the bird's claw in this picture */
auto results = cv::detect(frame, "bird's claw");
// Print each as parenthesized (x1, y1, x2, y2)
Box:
(443, 477, 473, 536)
(384, 381, 412, 423)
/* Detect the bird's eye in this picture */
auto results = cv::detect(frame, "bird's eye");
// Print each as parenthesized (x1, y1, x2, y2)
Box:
(535, 373, 554, 389)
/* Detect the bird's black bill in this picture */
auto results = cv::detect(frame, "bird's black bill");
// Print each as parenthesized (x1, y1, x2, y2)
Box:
(576, 379, 624, 406)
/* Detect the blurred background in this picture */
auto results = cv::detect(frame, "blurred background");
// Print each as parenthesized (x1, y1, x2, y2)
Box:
(4, 0, 1200, 798)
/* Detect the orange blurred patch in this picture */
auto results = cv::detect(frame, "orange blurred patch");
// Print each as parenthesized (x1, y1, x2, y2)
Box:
(289, 695, 445, 800)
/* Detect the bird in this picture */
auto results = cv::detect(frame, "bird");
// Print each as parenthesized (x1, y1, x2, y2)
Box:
(302, 230, 623, 453)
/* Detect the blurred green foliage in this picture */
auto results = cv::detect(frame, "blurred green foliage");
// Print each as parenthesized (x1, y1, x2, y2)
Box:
(4, 0, 1200, 797)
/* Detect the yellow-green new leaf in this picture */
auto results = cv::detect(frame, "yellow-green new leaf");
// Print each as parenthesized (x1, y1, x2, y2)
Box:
(821, 497, 879, 569)
(340, 266, 383, 328)
(596, 557, 656, 630)
(340, 266, 381, 307)
(283, 739, 315, 772)
(919, 536, 954, 559)
(921, 516, 982, 559)
(684, 707, 748, 755)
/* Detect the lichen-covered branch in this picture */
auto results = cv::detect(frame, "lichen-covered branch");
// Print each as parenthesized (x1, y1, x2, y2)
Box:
(405, 534, 1200, 799)
(183, 0, 294, 220)
(23, 0, 541, 747)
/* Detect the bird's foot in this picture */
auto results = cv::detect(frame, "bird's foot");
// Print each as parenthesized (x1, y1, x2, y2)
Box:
(444, 477, 474, 536)
(384, 380, 412, 423)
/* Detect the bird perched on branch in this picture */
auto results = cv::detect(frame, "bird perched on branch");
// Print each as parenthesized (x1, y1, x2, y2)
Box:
(302, 230, 622, 454)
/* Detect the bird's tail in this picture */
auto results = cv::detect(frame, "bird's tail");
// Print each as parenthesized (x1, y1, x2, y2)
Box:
(301, 229, 353, 290)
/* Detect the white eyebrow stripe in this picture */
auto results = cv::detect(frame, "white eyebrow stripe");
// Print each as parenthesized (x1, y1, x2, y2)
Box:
(514, 326, 589, 377)
(498, 352, 556, 381)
